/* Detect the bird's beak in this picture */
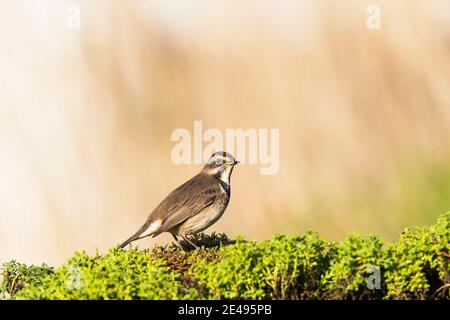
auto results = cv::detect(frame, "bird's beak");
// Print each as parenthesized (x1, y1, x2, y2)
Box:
(234, 160, 240, 165)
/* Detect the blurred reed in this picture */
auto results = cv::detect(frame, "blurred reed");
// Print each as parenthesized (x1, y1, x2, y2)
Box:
(0, 0, 449, 265)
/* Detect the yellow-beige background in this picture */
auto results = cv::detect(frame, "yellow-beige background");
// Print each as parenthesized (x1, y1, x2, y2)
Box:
(1, 0, 449, 265)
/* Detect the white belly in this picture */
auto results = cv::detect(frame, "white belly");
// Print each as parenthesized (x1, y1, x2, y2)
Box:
(178, 200, 228, 235)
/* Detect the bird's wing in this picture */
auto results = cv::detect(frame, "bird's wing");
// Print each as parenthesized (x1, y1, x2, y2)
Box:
(151, 174, 220, 236)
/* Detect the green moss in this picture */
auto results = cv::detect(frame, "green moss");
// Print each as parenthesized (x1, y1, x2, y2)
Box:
(320, 234, 386, 299)
(1, 213, 449, 300)
(0, 261, 53, 299)
(384, 213, 450, 299)
(192, 233, 334, 299)
(12, 248, 195, 300)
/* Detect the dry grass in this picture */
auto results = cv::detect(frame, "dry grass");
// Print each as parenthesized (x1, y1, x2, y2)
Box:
(0, 0, 449, 265)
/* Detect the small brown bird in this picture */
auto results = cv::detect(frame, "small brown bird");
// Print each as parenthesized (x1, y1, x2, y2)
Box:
(120, 151, 239, 249)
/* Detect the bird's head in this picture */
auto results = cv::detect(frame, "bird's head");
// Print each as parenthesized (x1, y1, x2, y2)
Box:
(202, 151, 239, 183)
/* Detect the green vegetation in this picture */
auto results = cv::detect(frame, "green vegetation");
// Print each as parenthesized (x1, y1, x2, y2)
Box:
(1, 213, 449, 300)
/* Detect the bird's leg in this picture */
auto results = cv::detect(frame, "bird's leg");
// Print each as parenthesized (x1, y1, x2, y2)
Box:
(181, 234, 198, 249)
(172, 234, 185, 251)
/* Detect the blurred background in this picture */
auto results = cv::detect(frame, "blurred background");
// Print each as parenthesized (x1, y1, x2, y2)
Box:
(1, 0, 450, 265)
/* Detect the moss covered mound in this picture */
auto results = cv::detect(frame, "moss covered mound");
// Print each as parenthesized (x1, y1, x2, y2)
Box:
(1, 213, 449, 300)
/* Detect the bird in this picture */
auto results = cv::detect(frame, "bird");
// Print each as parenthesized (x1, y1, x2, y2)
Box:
(120, 151, 239, 250)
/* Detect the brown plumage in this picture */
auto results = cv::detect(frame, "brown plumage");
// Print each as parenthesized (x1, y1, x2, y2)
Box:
(120, 151, 238, 249)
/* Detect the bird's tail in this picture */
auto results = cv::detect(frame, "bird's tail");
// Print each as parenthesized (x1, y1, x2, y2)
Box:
(120, 221, 152, 249)
(119, 232, 141, 249)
